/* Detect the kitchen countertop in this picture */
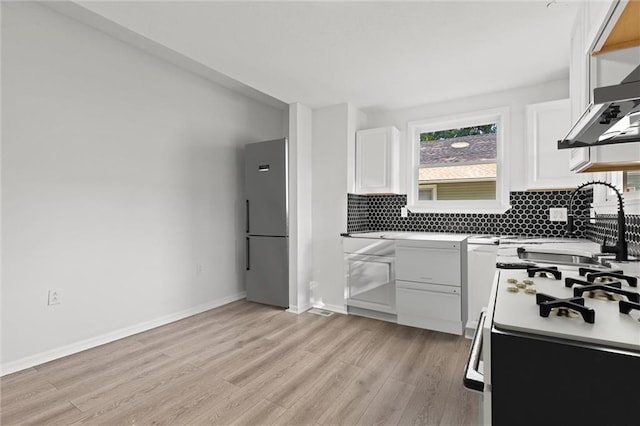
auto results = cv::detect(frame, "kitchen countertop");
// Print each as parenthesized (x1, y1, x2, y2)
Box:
(497, 238, 601, 260)
(343, 232, 638, 275)
(497, 238, 639, 277)
(342, 231, 468, 242)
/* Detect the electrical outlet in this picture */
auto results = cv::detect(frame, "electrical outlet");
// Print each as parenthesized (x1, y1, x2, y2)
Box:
(400, 207, 408, 218)
(48, 290, 61, 306)
(549, 207, 568, 222)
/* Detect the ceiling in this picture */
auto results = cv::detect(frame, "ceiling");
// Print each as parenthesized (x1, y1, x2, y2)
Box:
(68, 1, 579, 113)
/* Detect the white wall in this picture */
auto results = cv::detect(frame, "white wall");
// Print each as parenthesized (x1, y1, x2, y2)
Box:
(287, 103, 313, 313)
(1, 2, 284, 373)
(311, 105, 348, 312)
(310, 103, 365, 312)
(366, 79, 570, 192)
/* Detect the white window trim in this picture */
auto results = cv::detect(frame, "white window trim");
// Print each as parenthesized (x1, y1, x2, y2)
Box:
(406, 107, 511, 214)
(418, 183, 438, 200)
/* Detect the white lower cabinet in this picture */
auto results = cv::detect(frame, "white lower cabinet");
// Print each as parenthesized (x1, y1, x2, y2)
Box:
(395, 238, 467, 335)
(466, 242, 498, 337)
(346, 255, 395, 314)
(344, 238, 396, 321)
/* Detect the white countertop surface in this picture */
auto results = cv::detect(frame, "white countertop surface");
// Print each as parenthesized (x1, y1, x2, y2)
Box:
(344, 231, 469, 242)
(496, 238, 601, 262)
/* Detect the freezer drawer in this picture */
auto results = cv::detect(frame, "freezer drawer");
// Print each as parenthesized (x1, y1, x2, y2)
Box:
(396, 280, 462, 334)
(245, 236, 288, 308)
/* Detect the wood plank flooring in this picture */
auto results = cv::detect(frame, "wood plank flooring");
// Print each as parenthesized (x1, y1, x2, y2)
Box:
(1, 300, 479, 425)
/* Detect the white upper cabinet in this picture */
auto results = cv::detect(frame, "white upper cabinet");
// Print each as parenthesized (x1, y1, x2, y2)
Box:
(568, 4, 591, 171)
(526, 99, 591, 189)
(568, 0, 640, 173)
(355, 126, 400, 194)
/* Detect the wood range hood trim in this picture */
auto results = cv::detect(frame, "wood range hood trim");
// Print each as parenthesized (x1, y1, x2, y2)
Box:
(578, 159, 640, 173)
(593, 0, 640, 55)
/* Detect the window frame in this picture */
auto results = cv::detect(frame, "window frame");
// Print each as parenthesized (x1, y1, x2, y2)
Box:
(406, 107, 511, 213)
(418, 183, 438, 201)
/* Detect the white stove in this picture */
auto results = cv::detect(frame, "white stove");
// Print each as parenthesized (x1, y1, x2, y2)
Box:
(493, 265, 640, 351)
(465, 257, 640, 426)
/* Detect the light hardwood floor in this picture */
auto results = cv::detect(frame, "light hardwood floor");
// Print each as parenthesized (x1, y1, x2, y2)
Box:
(1, 300, 479, 425)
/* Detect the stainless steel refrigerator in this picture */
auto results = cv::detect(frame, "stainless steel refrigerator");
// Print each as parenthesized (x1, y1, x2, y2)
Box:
(244, 138, 289, 308)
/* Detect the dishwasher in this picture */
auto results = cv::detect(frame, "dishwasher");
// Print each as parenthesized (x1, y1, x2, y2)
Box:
(343, 237, 396, 321)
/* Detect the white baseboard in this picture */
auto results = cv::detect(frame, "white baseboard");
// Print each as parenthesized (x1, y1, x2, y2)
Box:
(313, 303, 347, 315)
(286, 302, 313, 314)
(0, 292, 246, 377)
(286, 305, 300, 314)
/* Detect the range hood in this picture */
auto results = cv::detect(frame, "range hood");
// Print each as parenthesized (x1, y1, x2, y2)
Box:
(558, 64, 640, 149)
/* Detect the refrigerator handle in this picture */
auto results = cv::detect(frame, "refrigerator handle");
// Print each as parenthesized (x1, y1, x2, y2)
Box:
(246, 237, 250, 271)
(246, 200, 250, 233)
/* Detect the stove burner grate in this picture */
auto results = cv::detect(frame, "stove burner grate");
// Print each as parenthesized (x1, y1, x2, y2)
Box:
(527, 266, 562, 280)
(565, 278, 640, 303)
(619, 300, 640, 315)
(586, 272, 638, 288)
(574, 284, 640, 303)
(536, 293, 595, 323)
(578, 267, 623, 277)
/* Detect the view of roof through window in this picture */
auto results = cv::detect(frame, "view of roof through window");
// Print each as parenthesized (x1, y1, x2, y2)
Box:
(419, 124, 497, 201)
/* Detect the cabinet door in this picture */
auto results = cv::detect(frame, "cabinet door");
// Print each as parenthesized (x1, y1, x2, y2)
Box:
(526, 99, 591, 189)
(568, 4, 591, 172)
(345, 254, 395, 314)
(467, 245, 498, 330)
(355, 127, 399, 194)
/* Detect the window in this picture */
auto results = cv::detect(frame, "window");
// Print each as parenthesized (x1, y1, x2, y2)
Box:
(407, 108, 510, 213)
(623, 171, 640, 193)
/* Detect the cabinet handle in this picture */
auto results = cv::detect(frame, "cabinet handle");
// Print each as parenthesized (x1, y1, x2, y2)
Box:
(463, 311, 485, 392)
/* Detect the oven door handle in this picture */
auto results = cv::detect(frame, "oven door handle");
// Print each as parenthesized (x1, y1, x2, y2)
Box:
(463, 310, 486, 393)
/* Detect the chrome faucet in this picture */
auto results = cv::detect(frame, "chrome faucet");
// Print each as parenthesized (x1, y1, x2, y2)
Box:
(566, 180, 628, 262)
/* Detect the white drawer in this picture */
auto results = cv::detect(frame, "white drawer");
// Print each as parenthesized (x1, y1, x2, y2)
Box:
(343, 238, 395, 256)
(396, 281, 462, 334)
(396, 246, 460, 285)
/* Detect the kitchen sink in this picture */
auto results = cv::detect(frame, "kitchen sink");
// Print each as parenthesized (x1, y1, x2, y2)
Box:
(516, 248, 602, 267)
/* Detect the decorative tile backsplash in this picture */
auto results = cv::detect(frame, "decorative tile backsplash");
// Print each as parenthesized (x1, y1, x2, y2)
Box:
(587, 215, 640, 257)
(346, 194, 369, 233)
(347, 190, 594, 238)
(347, 190, 640, 256)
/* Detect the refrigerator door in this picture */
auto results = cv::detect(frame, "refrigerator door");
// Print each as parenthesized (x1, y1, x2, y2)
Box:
(245, 138, 288, 237)
(246, 236, 289, 308)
